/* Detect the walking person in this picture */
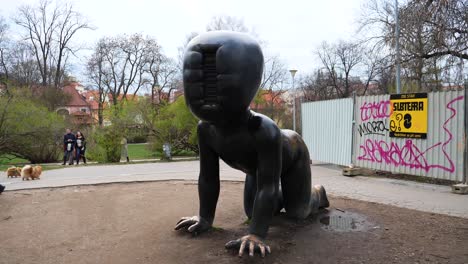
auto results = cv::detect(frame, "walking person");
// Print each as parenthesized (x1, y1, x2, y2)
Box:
(121, 137, 130, 162)
(63, 128, 76, 165)
(75, 131, 87, 165)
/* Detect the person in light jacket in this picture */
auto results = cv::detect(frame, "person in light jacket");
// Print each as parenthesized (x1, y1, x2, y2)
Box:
(75, 131, 87, 165)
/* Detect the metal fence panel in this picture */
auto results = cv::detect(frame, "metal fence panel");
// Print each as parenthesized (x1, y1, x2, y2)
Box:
(353, 91, 465, 181)
(302, 98, 353, 166)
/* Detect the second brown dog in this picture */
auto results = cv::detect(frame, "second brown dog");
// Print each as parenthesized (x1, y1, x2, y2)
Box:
(21, 165, 42, 181)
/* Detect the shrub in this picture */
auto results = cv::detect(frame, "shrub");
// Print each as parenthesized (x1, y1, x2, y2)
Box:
(147, 96, 199, 155)
(0, 96, 66, 163)
(87, 126, 123, 163)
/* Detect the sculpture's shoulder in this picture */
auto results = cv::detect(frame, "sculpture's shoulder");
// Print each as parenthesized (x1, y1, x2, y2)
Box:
(248, 111, 281, 143)
(197, 121, 215, 139)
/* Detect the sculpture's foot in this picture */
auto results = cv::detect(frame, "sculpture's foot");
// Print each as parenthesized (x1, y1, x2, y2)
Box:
(314, 185, 330, 209)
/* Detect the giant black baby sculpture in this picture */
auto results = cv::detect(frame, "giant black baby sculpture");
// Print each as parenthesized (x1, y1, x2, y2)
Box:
(175, 31, 329, 258)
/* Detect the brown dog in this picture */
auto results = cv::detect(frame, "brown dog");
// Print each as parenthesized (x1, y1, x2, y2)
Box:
(21, 165, 42, 181)
(6, 166, 22, 178)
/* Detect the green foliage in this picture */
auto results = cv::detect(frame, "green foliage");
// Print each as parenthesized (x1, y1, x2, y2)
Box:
(107, 100, 142, 128)
(252, 89, 267, 107)
(87, 101, 144, 163)
(87, 126, 122, 163)
(126, 127, 148, 143)
(148, 96, 199, 155)
(85, 96, 199, 162)
(0, 95, 66, 163)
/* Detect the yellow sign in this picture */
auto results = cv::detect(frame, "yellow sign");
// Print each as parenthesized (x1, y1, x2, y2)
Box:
(389, 93, 428, 139)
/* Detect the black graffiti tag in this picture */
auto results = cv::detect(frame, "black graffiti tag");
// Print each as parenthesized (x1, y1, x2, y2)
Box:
(357, 121, 389, 136)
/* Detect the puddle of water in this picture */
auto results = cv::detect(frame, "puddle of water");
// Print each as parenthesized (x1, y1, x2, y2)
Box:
(319, 209, 375, 232)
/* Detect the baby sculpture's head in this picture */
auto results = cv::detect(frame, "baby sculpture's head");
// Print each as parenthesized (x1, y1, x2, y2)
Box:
(183, 31, 264, 124)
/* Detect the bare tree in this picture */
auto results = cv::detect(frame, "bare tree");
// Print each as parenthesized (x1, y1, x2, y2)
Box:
(359, 0, 467, 91)
(336, 40, 363, 96)
(316, 42, 339, 96)
(416, 0, 467, 60)
(144, 39, 178, 105)
(260, 55, 287, 90)
(87, 40, 107, 126)
(53, 2, 93, 87)
(256, 55, 288, 119)
(89, 34, 164, 107)
(316, 40, 363, 98)
(359, 46, 383, 95)
(177, 32, 199, 71)
(14, 0, 92, 87)
(8, 43, 42, 87)
(206, 15, 250, 32)
(300, 69, 340, 101)
(147, 56, 178, 105)
(0, 16, 9, 87)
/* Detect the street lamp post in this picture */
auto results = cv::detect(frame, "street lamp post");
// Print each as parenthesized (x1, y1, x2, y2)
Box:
(290, 69, 298, 131)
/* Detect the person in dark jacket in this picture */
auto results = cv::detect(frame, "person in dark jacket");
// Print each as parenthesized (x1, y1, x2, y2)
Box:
(0, 184, 5, 194)
(63, 128, 76, 165)
(75, 131, 87, 165)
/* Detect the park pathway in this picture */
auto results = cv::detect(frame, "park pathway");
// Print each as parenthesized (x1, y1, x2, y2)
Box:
(2, 160, 467, 219)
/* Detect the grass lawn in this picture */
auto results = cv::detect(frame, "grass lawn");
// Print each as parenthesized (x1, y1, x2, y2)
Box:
(0, 154, 63, 172)
(0, 154, 29, 172)
(127, 144, 161, 160)
(126, 144, 197, 160)
(1, 144, 196, 172)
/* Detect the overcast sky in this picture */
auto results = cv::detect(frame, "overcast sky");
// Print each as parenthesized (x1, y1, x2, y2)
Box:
(0, 0, 367, 81)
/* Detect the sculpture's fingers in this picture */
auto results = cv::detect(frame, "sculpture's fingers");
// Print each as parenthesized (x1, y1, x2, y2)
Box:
(176, 216, 191, 225)
(187, 222, 200, 233)
(259, 245, 266, 258)
(249, 241, 255, 257)
(174, 219, 194, 230)
(266, 245, 271, 254)
(225, 239, 241, 249)
(238, 240, 247, 257)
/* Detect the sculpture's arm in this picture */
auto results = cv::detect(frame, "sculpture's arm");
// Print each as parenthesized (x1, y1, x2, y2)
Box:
(249, 124, 282, 238)
(197, 123, 220, 224)
(225, 119, 281, 257)
(175, 122, 219, 234)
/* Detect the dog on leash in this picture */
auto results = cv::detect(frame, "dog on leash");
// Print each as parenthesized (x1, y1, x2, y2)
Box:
(6, 166, 22, 178)
(21, 165, 42, 181)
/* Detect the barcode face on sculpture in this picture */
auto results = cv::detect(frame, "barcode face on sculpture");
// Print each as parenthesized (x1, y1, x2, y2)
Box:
(202, 48, 218, 104)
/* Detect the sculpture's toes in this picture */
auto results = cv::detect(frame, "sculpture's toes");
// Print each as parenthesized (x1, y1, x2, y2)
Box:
(314, 185, 330, 209)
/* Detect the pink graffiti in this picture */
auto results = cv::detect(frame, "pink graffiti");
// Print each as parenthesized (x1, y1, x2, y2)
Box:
(360, 100, 391, 121)
(357, 96, 463, 173)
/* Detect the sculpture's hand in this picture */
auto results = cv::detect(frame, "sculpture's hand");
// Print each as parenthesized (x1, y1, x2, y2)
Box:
(174, 216, 211, 235)
(225, 234, 271, 258)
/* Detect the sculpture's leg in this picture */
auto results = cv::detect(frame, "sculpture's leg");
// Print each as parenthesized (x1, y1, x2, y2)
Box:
(244, 174, 284, 219)
(281, 146, 329, 219)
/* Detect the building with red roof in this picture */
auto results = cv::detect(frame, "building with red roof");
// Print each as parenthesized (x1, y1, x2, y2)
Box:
(56, 82, 93, 125)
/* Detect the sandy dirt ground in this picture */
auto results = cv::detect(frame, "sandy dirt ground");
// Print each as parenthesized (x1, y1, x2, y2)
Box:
(1, 181, 467, 264)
